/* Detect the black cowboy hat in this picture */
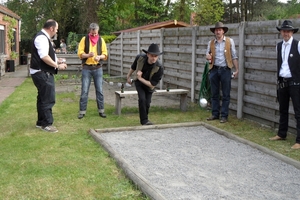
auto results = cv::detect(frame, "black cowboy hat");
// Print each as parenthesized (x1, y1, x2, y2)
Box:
(210, 22, 228, 34)
(142, 43, 163, 55)
(276, 20, 299, 33)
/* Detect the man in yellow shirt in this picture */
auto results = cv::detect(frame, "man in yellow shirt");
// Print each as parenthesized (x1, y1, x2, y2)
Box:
(77, 23, 108, 119)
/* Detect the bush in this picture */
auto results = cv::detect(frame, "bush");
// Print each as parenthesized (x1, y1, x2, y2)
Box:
(101, 35, 117, 43)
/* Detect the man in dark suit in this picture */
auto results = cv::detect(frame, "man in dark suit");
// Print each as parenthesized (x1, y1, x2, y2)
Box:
(269, 20, 300, 150)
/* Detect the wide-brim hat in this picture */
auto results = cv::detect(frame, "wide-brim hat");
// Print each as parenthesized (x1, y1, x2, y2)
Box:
(142, 43, 163, 55)
(210, 22, 228, 34)
(276, 20, 298, 33)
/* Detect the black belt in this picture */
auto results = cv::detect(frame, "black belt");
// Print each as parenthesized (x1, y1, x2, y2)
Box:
(82, 64, 102, 70)
(278, 77, 293, 82)
(278, 77, 300, 88)
(213, 65, 228, 69)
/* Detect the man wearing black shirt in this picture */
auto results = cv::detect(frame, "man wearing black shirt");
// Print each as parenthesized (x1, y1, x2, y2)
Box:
(126, 43, 164, 125)
(269, 20, 300, 150)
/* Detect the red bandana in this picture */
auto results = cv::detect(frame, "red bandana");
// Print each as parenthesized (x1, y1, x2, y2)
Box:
(89, 33, 99, 46)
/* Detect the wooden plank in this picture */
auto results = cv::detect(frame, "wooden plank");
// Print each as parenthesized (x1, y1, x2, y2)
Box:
(244, 73, 276, 84)
(245, 50, 276, 59)
(245, 38, 279, 47)
(244, 83, 276, 96)
(115, 89, 188, 97)
(245, 62, 276, 71)
(243, 95, 278, 110)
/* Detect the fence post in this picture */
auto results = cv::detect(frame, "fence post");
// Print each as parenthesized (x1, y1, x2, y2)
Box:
(137, 30, 140, 54)
(107, 43, 111, 75)
(159, 28, 164, 90)
(237, 21, 245, 119)
(191, 27, 197, 102)
(120, 32, 124, 76)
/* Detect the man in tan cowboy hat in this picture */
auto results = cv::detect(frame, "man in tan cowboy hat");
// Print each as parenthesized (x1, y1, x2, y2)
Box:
(269, 20, 300, 150)
(126, 43, 164, 125)
(205, 22, 239, 123)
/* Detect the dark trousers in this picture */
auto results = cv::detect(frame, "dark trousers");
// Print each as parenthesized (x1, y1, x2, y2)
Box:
(136, 84, 153, 125)
(31, 71, 55, 127)
(209, 66, 231, 118)
(277, 85, 300, 143)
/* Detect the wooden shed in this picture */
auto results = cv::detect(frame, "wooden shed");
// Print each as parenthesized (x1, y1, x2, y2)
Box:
(112, 20, 191, 36)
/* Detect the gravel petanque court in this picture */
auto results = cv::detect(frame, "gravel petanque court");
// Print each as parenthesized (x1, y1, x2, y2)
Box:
(90, 122, 300, 200)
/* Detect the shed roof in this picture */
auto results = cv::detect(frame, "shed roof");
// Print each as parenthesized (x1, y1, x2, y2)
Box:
(113, 20, 191, 35)
(0, 4, 21, 20)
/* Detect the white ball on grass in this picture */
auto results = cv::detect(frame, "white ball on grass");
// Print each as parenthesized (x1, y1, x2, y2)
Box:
(200, 98, 208, 108)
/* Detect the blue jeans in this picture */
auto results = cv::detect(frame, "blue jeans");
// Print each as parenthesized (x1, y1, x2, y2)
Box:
(79, 67, 104, 114)
(209, 67, 231, 118)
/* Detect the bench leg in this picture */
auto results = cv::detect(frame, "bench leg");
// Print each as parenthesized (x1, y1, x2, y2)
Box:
(180, 94, 188, 111)
(115, 94, 122, 115)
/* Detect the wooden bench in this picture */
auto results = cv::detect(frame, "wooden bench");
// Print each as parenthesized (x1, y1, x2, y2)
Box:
(115, 89, 189, 115)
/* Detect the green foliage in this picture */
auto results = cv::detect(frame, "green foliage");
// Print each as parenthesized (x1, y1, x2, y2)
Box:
(3, 16, 16, 47)
(98, 0, 123, 35)
(102, 35, 117, 43)
(169, 0, 195, 24)
(285, 0, 300, 18)
(10, 51, 18, 60)
(244, 0, 287, 21)
(132, 0, 168, 26)
(20, 39, 32, 54)
(6, 0, 299, 43)
(194, 0, 224, 25)
(97, 0, 169, 34)
(265, 5, 287, 20)
(3, 15, 18, 59)
(66, 32, 78, 52)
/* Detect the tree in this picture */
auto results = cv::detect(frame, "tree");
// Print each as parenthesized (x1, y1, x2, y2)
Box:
(97, 0, 136, 34)
(194, 0, 224, 25)
(132, 0, 167, 26)
(285, 0, 300, 18)
(170, 0, 195, 24)
(6, 0, 298, 47)
(222, 0, 293, 23)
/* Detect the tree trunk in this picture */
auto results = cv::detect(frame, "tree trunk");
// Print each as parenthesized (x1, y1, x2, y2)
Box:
(165, 0, 171, 16)
(229, 0, 233, 23)
(241, 0, 245, 22)
(179, 0, 185, 21)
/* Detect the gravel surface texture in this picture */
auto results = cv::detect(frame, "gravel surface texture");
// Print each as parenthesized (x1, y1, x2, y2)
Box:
(92, 124, 300, 200)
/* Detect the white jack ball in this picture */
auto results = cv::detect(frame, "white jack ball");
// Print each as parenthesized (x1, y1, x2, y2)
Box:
(200, 98, 208, 108)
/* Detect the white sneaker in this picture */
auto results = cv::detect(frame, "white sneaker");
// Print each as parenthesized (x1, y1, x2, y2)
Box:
(41, 125, 58, 133)
(36, 125, 42, 129)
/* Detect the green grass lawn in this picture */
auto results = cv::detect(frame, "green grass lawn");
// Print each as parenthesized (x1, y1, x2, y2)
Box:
(0, 78, 299, 199)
